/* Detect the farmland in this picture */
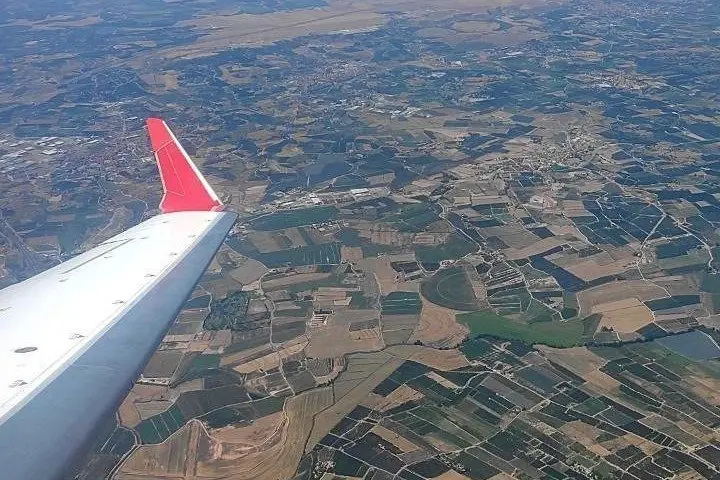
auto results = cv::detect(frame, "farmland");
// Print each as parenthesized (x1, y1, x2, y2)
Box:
(44, 0, 720, 476)
(458, 310, 585, 348)
(410, 296, 469, 348)
(382, 203, 440, 233)
(255, 242, 342, 267)
(381, 291, 422, 315)
(250, 206, 338, 231)
(308, 335, 720, 479)
(421, 266, 479, 311)
(415, 233, 477, 263)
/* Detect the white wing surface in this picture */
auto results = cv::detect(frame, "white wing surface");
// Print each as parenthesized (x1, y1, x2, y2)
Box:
(0, 119, 237, 479)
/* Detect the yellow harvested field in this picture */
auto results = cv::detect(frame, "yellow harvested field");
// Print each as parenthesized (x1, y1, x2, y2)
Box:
(306, 325, 383, 358)
(583, 370, 622, 393)
(641, 415, 701, 447)
(118, 420, 207, 478)
(410, 296, 469, 347)
(371, 424, 420, 453)
(212, 412, 284, 446)
(281, 228, 308, 248)
(307, 356, 405, 450)
(489, 474, 519, 480)
(247, 232, 284, 253)
(547, 224, 588, 240)
(536, 346, 608, 376)
(197, 388, 333, 480)
(220, 343, 273, 367)
(363, 384, 424, 412)
(233, 340, 308, 374)
(350, 328, 381, 340)
(199, 275, 247, 298)
(623, 433, 662, 456)
(386, 344, 469, 371)
(592, 298, 654, 333)
(425, 435, 458, 453)
(432, 471, 474, 480)
(117, 383, 173, 427)
(652, 275, 700, 295)
(677, 420, 716, 443)
(117, 394, 142, 428)
(561, 199, 592, 217)
(687, 374, 720, 406)
(576, 280, 666, 317)
(237, 183, 268, 209)
(361, 256, 401, 294)
(427, 371, 460, 389)
(478, 224, 537, 249)
(228, 258, 269, 286)
(564, 256, 635, 281)
(503, 236, 568, 261)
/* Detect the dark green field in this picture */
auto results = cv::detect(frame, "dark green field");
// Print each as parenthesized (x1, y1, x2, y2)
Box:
(202, 396, 286, 429)
(415, 233, 477, 263)
(383, 203, 439, 233)
(421, 266, 478, 311)
(256, 242, 342, 267)
(250, 206, 338, 231)
(135, 405, 185, 444)
(381, 291, 422, 315)
(457, 310, 584, 348)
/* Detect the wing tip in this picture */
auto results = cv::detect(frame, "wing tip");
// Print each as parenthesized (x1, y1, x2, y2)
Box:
(146, 117, 224, 213)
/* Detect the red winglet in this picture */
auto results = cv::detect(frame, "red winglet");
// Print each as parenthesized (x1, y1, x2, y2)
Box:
(146, 118, 223, 213)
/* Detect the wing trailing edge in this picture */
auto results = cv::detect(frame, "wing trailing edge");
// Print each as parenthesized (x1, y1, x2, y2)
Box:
(147, 118, 223, 213)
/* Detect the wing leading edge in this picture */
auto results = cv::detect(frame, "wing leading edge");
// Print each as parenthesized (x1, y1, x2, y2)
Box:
(0, 120, 237, 479)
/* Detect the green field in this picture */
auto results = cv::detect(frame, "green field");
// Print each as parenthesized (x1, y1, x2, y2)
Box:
(202, 396, 287, 429)
(266, 273, 342, 294)
(173, 353, 221, 384)
(701, 272, 720, 293)
(137, 391, 286, 443)
(383, 203, 439, 233)
(523, 299, 559, 323)
(136, 404, 185, 444)
(381, 291, 422, 315)
(250, 206, 338, 231)
(488, 289, 559, 322)
(457, 310, 584, 347)
(581, 313, 602, 337)
(421, 266, 478, 311)
(256, 242, 341, 267)
(488, 287, 531, 315)
(415, 233, 477, 263)
(561, 292, 579, 319)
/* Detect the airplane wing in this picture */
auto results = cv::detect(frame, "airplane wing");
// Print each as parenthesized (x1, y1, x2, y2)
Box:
(0, 119, 237, 480)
